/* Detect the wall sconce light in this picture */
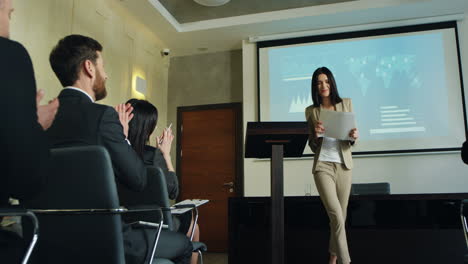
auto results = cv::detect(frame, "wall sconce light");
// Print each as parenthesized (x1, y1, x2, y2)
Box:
(135, 76, 147, 95)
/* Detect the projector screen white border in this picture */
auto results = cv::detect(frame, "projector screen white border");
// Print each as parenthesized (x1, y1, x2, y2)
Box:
(256, 21, 468, 156)
(249, 14, 466, 43)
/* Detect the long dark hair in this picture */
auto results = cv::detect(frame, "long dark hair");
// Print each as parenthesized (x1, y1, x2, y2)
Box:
(311, 67, 342, 107)
(126, 99, 158, 159)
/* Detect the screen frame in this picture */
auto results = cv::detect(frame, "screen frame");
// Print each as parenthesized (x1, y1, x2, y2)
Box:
(256, 21, 467, 156)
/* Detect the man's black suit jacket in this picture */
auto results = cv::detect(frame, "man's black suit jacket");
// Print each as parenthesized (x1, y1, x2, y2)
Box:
(0, 36, 51, 262)
(46, 89, 147, 191)
(0, 37, 50, 207)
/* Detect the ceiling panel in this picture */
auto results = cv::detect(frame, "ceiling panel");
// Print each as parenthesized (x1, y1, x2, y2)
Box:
(117, 0, 468, 57)
(159, 0, 356, 23)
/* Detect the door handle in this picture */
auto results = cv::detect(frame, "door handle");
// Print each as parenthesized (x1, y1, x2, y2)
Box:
(223, 182, 234, 188)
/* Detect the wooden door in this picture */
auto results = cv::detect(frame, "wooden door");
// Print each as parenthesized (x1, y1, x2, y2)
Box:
(177, 103, 242, 252)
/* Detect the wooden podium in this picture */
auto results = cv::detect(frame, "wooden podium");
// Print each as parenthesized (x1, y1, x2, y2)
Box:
(245, 122, 309, 264)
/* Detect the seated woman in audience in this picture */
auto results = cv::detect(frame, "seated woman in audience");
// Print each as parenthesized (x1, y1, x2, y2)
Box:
(125, 98, 200, 264)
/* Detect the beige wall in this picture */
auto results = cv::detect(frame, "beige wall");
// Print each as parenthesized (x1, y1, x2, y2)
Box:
(10, 0, 170, 141)
(242, 17, 468, 197)
(167, 50, 243, 161)
(11, 0, 467, 197)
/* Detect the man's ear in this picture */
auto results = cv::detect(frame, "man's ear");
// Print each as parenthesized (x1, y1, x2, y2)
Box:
(82, 60, 95, 79)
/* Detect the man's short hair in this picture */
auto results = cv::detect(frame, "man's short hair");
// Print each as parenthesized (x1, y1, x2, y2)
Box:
(49, 35, 103, 87)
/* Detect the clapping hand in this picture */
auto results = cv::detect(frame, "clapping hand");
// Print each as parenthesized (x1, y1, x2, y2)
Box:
(36, 89, 59, 130)
(114, 103, 134, 138)
(157, 126, 174, 156)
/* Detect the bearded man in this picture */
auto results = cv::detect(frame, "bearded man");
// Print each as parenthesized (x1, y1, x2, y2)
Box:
(45, 34, 192, 264)
(46, 34, 147, 191)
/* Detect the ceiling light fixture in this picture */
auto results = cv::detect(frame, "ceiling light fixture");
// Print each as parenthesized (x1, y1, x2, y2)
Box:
(193, 0, 230, 7)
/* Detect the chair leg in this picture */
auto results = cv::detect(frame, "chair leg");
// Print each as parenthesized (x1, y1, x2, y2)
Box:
(0, 210, 39, 264)
(148, 219, 164, 264)
(461, 202, 468, 249)
(197, 249, 203, 264)
(463, 215, 468, 248)
(22, 212, 39, 264)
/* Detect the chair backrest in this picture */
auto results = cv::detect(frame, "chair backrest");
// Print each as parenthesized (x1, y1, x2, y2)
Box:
(462, 200, 468, 248)
(118, 167, 174, 230)
(462, 141, 468, 164)
(23, 146, 125, 264)
(351, 182, 391, 195)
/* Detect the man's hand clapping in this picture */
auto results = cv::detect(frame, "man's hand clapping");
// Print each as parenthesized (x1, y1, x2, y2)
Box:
(36, 89, 59, 130)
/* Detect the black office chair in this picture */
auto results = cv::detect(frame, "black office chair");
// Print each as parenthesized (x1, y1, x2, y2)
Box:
(461, 200, 468, 264)
(351, 182, 391, 195)
(461, 140, 468, 165)
(0, 208, 39, 264)
(22, 146, 169, 264)
(119, 167, 208, 263)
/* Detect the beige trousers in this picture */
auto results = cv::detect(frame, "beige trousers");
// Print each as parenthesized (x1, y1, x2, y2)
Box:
(314, 161, 352, 264)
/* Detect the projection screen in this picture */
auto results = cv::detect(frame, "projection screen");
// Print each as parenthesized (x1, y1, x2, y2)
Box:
(258, 21, 467, 155)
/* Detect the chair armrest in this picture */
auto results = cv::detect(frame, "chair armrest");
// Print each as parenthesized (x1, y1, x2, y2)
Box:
(30, 204, 165, 215)
(0, 207, 33, 216)
(123, 205, 171, 264)
(126, 204, 175, 213)
(191, 241, 207, 252)
(31, 207, 128, 215)
(0, 207, 39, 264)
(172, 204, 196, 209)
(170, 205, 200, 241)
(170, 203, 200, 241)
(30, 206, 166, 264)
(129, 220, 169, 230)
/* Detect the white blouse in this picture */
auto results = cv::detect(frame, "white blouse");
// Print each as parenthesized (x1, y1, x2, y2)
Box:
(318, 136, 344, 164)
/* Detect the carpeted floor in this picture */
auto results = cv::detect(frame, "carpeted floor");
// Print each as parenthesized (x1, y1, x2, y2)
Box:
(202, 252, 228, 264)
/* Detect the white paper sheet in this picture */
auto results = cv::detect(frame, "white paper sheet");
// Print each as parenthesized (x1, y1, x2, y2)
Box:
(320, 110, 356, 140)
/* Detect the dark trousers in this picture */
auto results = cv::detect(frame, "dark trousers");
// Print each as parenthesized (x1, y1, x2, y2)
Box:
(123, 224, 192, 264)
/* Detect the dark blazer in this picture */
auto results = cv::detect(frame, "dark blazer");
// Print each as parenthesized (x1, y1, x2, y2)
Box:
(0, 37, 51, 263)
(0, 37, 50, 207)
(143, 146, 179, 200)
(46, 88, 147, 191)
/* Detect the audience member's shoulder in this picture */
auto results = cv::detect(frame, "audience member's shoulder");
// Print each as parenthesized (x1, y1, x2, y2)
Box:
(93, 103, 115, 113)
(143, 145, 157, 165)
(0, 37, 30, 59)
(86, 103, 117, 121)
